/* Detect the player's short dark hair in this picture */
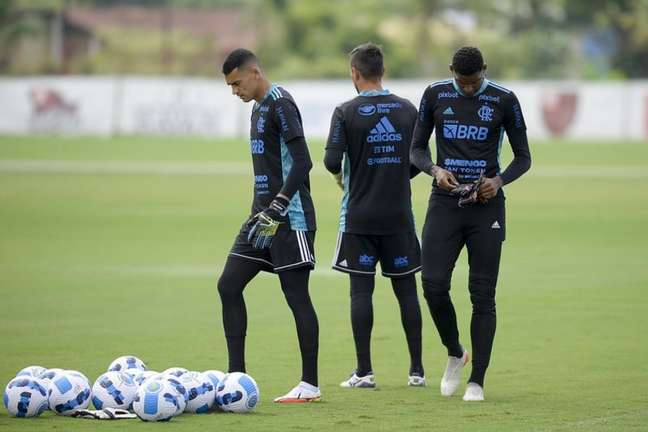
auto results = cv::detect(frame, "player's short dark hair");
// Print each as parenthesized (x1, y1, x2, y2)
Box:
(222, 48, 258, 75)
(452, 46, 484, 76)
(350, 43, 384, 80)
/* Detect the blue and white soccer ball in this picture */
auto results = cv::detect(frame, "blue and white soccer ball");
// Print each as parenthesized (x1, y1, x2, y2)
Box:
(162, 367, 188, 378)
(91, 371, 138, 410)
(39, 368, 65, 383)
(202, 370, 225, 406)
(215, 372, 259, 413)
(129, 370, 159, 386)
(15, 366, 47, 378)
(66, 370, 90, 387)
(179, 372, 215, 414)
(47, 372, 91, 416)
(164, 376, 188, 415)
(132, 379, 179, 422)
(108, 356, 147, 373)
(3, 376, 49, 417)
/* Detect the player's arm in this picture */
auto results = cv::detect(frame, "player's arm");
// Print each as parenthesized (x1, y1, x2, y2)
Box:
(324, 106, 346, 190)
(407, 103, 429, 179)
(478, 93, 532, 201)
(275, 99, 313, 204)
(410, 87, 458, 189)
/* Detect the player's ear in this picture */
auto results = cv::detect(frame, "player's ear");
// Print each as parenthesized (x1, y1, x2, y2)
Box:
(482, 64, 488, 73)
(449, 64, 454, 73)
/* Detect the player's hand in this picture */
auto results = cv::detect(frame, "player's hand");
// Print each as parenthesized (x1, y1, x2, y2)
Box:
(477, 176, 503, 203)
(330, 172, 344, 191)
(431, 166, 459, 190)
(246, 196, 288, 249)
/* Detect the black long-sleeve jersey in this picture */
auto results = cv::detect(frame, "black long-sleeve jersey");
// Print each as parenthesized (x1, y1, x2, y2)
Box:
(249, 84, 316, 231)
(410, 79, 531, 197)
(325, 90, 419, 235)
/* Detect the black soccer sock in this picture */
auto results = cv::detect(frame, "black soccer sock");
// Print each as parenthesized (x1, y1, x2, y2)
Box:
(279, 268, 319, 387)
(466, 273, 497, 387)
(391, 275, 424, 377)
(349, 274, 375, 376)
(422, 277, 464, 358)
(217, 256, 262, 373)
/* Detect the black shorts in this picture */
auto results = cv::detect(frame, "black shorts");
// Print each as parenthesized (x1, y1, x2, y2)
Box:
(332, 231, 421, 278)
(228, 222, 315, 273)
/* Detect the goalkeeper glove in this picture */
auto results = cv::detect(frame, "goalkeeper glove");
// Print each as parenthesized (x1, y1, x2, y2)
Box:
(246, 197, 288, 249)
(450, 171, 484, 207)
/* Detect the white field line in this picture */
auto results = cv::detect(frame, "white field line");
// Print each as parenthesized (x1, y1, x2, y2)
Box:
(0, 159, 647, 178)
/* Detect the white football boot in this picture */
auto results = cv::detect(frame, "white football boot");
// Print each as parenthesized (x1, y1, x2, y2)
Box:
(339, 371, 376, 388)
(274, 381, 321, 404)
(440, 349, 470, 396)
(462, 382, 484, 401)
(407, 374, 426, 387)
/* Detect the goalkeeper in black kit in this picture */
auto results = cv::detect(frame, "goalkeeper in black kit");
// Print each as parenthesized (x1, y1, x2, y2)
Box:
(218, 49, 320, 404)
(325, 43, 426, 388)
(410, 46, 531, 401)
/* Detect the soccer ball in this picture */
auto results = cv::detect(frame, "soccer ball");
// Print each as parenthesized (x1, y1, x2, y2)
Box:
(91, 371, 138, 410)
(179, 372, 215, 414)
(132, 380, 179, 422)
(16, 366, 47, 378)
(129, 370, 159, 386)
(202, 370, 225, 406)
(162, 367, 188, 378)
(47, 372, 91, 415)
(108, 356, 147, 373)
(215, 372, 259, 413)
(3, 376, 49, 417)
(39, 368, 65, 383)
(66, 370, 90, 387)
(164, 376, 188, 415)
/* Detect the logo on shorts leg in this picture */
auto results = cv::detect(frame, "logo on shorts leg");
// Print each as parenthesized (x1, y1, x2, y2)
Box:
(394, 256, 409, 268)
(491, 221, 501, 229)
(359, 255, 375, 267)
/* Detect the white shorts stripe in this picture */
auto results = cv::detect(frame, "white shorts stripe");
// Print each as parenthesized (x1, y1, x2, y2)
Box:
(296, 231, 306, 262)
(332, 231, 343, 266)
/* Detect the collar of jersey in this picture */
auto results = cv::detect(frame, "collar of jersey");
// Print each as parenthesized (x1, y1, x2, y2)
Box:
(452, 78, 489, 97)
(254, 83, 279, 111)
(359, 89, 390, 97)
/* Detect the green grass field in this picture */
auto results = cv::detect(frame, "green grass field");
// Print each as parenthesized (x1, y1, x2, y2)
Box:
(0, 136, 647, 431)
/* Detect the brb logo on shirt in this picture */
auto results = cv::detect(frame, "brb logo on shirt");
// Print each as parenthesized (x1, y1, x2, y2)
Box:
(443, 123, 488, 141)
(367, 116, 402, 143)
(251, 139, 264, 154)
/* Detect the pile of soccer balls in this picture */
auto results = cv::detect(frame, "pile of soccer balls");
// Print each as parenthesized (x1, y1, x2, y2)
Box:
(3, 356, 259, 421)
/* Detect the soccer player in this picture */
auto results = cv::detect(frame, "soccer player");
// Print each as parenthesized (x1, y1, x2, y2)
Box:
(218, 49, 320, 403)
(325, 43, 426, 388)
(410, 46, 531, 401)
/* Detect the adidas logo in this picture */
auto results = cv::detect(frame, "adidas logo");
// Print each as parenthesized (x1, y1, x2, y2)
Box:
(339, 259, 348, 267)
(491, 221, 501, 229)
(443, 107, 454, 115)
(367, 116, 402, 143)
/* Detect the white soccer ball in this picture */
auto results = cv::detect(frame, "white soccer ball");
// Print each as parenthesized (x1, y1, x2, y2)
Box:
(16, 365, 47, 378)
(66, 370, 90, 387)
(130, 370, 159, 386)
(202, 370, 225, 406)
(162, 367, 188, 378)
(163, 376, 188, 415)
(215, 372, 259, 413)
(91, 371, 138, 410)
(108, 356, 147, 373)
(47, 372, 91, 416)
(39, 368, 65, 383)
(132, 379, 179, 422)
(3, 376, 49, 417)
(179, 371, 215, 414)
